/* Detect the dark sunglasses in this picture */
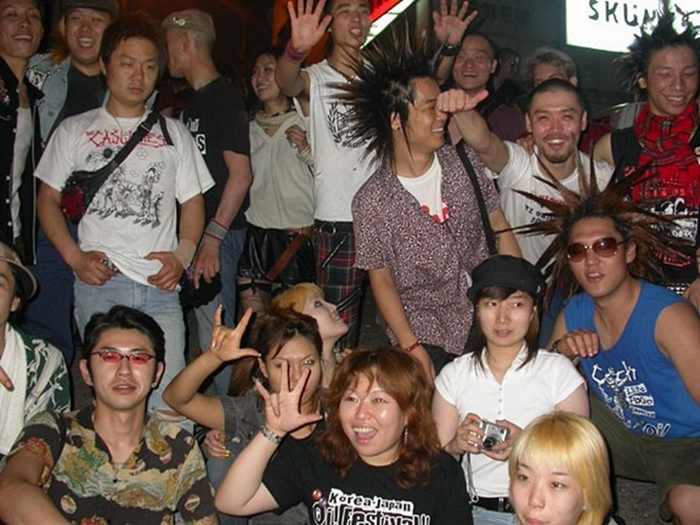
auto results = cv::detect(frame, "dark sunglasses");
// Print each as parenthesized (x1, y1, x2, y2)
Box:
(566, 237, 625, 262)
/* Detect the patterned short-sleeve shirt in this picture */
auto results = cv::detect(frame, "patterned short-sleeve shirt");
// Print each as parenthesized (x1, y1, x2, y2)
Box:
(9, 406, 216, 524)
(353, 144, 499, 355)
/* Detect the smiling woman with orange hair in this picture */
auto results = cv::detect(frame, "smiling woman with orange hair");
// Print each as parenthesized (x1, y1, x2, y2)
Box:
(215, 347, 472, 523)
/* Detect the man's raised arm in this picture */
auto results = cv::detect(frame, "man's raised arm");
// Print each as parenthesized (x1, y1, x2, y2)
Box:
(276, 0, 331, 100)
(438, 88, 510, 173)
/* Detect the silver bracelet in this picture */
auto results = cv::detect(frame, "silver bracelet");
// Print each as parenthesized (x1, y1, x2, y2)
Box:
(260, 424, 283, 445)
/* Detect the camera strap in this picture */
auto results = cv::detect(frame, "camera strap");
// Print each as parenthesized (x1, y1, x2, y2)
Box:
(465, 452, 480, 504)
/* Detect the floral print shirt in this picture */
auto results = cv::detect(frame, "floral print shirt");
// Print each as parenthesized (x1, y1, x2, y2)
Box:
(8, 406, 216, 524)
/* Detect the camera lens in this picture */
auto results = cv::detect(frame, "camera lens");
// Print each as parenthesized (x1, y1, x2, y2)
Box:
(482, 437, 497, 451)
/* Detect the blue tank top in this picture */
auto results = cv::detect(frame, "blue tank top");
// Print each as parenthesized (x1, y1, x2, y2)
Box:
(565, 281, 700, 438)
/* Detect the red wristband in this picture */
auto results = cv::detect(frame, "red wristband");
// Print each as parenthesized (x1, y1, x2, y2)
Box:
(404, 340, 422, 353)
(284, 41, 308, 64)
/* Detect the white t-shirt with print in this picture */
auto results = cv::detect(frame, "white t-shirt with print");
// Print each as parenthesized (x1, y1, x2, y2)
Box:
(36, 107, 214, 286)
(398, 153, 449, 223)
(300, 60, 375, 222)
(489, 142, 614, 264)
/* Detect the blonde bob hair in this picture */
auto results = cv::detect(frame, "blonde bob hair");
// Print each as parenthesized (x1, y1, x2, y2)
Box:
(269, 283, 324, 314)
(509, 413, 612, 525)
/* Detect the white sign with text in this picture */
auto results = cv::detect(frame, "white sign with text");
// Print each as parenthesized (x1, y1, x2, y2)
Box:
(567, 0, 700, 52)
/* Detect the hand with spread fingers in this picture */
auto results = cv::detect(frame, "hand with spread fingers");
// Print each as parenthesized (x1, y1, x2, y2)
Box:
(255, 362, 323, 437)
(287, 0, 332, 56)
(433, 0, 478, 47)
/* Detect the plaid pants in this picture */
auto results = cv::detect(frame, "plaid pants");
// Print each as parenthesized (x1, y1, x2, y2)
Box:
(314, 221, 366, 347)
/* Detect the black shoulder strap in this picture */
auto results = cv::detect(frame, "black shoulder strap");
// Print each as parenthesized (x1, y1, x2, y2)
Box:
(102, 111, 161, 172)
(610, 127, 640, 181)
(158, 115, 174, 146)
(456, 141, 498, 255)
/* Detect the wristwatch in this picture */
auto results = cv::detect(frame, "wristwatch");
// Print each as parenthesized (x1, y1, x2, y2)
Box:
(441, 43, 460, 57)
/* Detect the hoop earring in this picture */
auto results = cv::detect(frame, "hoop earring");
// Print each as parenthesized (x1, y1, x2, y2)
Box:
(403, 427, 408, 444)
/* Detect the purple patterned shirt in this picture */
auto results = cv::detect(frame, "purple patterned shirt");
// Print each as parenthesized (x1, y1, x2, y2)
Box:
(353, 144, 499, 355)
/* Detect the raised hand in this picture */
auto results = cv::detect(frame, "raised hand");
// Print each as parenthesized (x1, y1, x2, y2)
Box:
(437, 88, 489, 114)
(209, 307, 261, 364)
(287, 0, 333, 55)
(255, 362, 322, 436)
(433, 0, 478, 46)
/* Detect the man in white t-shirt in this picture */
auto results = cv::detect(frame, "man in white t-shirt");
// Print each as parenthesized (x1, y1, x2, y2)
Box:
(35, 16, 213, 421)
(453, 78, 614, 265)
(451, 78, 614, 344)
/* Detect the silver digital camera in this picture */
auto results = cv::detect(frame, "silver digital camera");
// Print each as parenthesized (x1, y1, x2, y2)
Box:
(478, 420, 509, 451)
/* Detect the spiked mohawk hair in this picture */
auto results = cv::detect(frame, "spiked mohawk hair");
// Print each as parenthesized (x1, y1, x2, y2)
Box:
(617, 9, 700, 94)
(511, 164, 692, 303)
(335, 28, 435, 163)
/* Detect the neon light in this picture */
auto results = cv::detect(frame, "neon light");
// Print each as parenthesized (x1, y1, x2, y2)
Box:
(366, 0, 418, 45)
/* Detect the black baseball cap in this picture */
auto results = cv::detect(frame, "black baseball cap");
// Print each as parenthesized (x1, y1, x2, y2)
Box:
(467, 256, 546, 301)
(61, 0, 119, 19)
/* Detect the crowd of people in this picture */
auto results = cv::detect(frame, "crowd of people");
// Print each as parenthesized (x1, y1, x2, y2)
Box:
(0, 0, 698, 523)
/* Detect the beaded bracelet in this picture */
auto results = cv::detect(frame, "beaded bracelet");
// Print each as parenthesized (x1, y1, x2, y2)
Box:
(404, 340, 422, 353)
(296, 145, 314, 166)
(260, 424, 283, 445)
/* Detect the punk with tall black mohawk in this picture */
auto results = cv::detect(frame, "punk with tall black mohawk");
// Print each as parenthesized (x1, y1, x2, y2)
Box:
(593, 9, 700, 307)
(340, 28, 520, 379)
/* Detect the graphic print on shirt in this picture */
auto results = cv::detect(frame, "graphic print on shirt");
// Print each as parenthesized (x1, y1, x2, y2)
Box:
(326, 101, 365, 149)
(650, 197, 696, 268)
(311, 488, 431, 525)
(619, 164, 697, 270)
(184, 117, 207, 156)
(83, 129, 169, 227)
(590, 360, 669, 437)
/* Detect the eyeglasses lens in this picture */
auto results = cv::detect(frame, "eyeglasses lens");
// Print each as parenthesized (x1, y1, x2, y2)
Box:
(94, 351, 154, 365)
(566, 237, 621, 262)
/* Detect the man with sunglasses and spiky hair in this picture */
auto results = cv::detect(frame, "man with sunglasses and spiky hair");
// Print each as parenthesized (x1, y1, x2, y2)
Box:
(537, 171, 700, 523)
(0, 306, 217, 524)
(594, 11, 700, 310)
